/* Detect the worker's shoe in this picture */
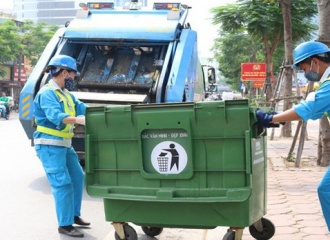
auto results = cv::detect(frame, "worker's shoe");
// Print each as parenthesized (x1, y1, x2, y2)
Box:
(74, 216, 91, 226)
(58, 225, 84, 238)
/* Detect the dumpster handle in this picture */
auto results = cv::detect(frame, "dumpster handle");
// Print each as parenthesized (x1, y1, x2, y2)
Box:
(245, 130, 251, 175)
(95, 187, 251, 203)
(257, 128, 266, 138)
(85, 134, 94, 173)
(104, 106, 109, 127)
(103, 106, 133, 127)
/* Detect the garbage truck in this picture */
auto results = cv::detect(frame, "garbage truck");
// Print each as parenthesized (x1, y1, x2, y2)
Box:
(19, 1, 275, 239)
(19, 1, 209, 162)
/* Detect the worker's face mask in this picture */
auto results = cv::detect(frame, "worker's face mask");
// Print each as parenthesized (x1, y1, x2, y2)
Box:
(304, 60, 320, 82)
(64, 73, 75, 90)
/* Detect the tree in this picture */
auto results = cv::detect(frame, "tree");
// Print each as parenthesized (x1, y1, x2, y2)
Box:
(0, 20, 21, 77)
(212, 32, 262, 88)
(279, 0, 294, 137)
(18, 20, 58, 66)
(279, 0, 318, 137)
(211, 0, 317, 106)
(0, 20, 58, 78)
(317, 0, 330, 166)
(212, 31, 285, 94)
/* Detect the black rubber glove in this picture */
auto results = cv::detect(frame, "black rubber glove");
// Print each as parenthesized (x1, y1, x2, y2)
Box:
(256, 110, 275, 128)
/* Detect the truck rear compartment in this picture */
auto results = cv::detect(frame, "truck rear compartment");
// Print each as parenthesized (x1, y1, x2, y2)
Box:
(62, 42, 169, 104)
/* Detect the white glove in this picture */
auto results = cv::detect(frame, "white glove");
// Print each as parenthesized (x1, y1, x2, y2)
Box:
(75, 116, 85, 125)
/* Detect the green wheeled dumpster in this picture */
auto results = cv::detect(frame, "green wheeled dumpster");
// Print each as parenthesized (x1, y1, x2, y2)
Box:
(85, 100, 275, 240)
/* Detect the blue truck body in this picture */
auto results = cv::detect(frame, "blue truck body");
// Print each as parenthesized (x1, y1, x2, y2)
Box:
(19, 2, 207, 160)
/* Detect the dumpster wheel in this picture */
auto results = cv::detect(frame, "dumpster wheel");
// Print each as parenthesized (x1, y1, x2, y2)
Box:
(114, 224, 138, 240)
(141, 226, 163, 237)
(222, 228, 243, 240)
(249, 217, 275, 240)
(222, 230, 235, 240)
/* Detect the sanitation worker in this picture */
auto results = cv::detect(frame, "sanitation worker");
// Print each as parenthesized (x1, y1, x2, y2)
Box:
(256, 41, 330, 231)
(33, 54, 90, 238)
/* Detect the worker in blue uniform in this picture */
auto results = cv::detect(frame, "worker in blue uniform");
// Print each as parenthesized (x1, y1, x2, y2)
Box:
(34, 54, 90, 238)
(256, 41, 330, 232)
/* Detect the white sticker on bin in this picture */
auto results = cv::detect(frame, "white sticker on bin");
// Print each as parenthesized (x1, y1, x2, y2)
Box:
(151, 141, 188, 174)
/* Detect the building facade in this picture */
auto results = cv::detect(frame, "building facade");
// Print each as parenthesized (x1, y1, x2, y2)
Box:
(13, 0, 76, 26)
(13, 0, 148, 26)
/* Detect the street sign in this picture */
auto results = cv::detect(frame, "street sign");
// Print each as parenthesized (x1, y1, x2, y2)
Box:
(13, 66, 27, 82)
(241, 62, 266, 81)
(253, 81, 265, 88)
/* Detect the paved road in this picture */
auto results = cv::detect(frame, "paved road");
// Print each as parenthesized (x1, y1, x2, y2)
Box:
(264, 120, 329, 240)
(0, 113, 114, 240)
(0, 114, 329, 239)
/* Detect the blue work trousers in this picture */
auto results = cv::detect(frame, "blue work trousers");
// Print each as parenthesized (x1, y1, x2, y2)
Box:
(318, 166, 330, 231)
(35, 144, 84, 226)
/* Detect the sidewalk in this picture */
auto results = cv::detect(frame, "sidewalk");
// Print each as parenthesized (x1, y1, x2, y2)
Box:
(139, 120, 330, 240)
(260, 120, 329, 240)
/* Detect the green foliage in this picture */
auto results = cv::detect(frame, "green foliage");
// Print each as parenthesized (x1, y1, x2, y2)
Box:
(285, 152, 295, 162)
(249, 94, 268, 108)
(212, 31, 264, 88)
(19, 20, 58, 66)
(0, 20, 21, 63)
(290, 1, 318, 40)
(211, 0, 317, 90)
(0, 20, 58, 77)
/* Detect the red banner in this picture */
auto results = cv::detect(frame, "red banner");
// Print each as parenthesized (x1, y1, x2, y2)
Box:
(252, 81, 265, 88)
(251, 77, 275, 89)
(241, 63, 266, 81)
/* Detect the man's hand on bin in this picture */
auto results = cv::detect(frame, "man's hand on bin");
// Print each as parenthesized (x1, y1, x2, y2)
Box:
(256, 110, 285, 128)
(75, 116, 85, 125)
(256, 110, 274, 127)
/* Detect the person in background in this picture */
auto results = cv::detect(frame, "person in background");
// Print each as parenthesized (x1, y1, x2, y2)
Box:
(240, 81, 247, 99)
(0, 91, 10, 119)
(256, 41, 330, 232)
(0, 101, 6, 119)
(33, 54, 90, 238)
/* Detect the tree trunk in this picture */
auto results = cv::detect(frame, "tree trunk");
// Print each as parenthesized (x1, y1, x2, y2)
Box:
(318, 0, 330, 43)
(249, 82, 256, 99)
(317, 125, 322, 165)
(261, 32, 278, 105)
(319, 116, 330, 166)
(261, 31, 282, 106)
(317, 0, 330, 166)
(264, 45, 273, 105)
(279, 0, 293, 137)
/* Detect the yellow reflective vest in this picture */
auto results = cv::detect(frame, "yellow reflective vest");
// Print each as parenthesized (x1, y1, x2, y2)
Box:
(37, 84, 76, 139)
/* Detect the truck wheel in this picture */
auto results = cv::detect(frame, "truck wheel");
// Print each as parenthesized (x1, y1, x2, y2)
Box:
(114, 224, 137, 240)
(141, 226, 163, 237)
(249, 217, 275, 240)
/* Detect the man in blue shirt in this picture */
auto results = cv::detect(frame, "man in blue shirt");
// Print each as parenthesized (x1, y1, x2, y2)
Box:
(257, 41, 330, 232)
